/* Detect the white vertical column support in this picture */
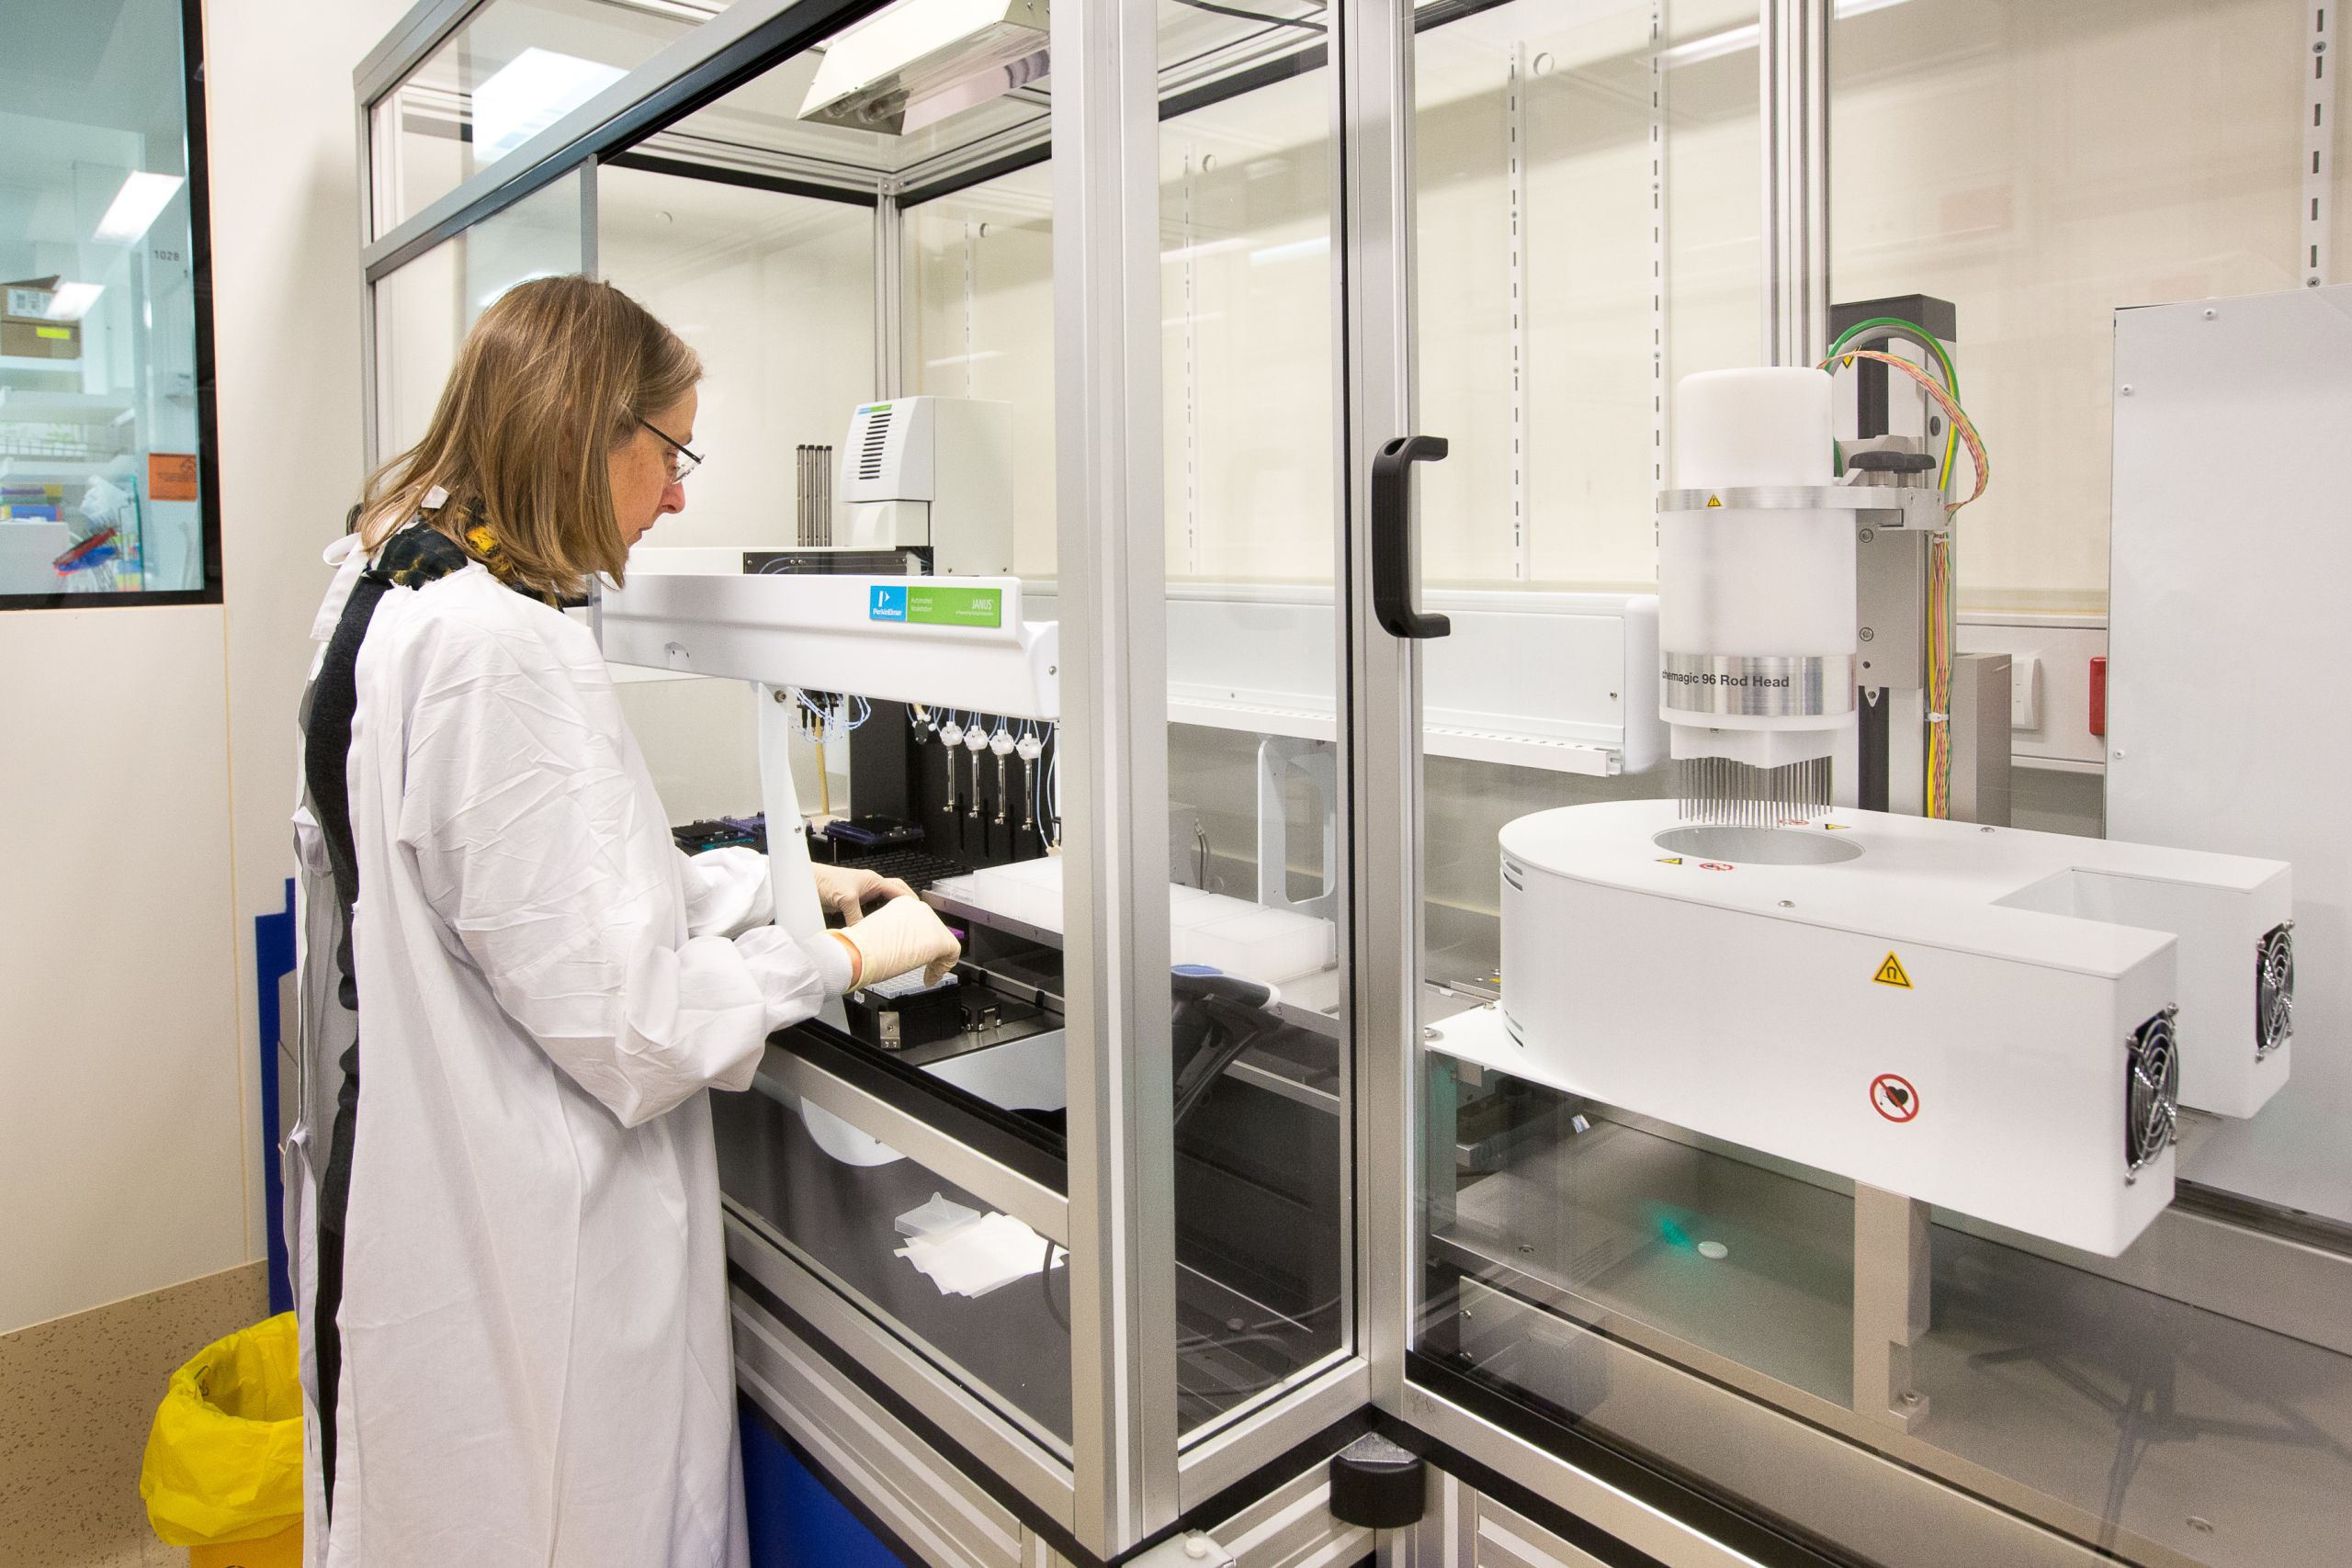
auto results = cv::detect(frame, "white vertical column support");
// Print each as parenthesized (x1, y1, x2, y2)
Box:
(756, 686, 825, 944)
(1182, 149, 1202, 576)
(2307, 2, 2337, 288)
(1649, 0, 1670, 509)
(1852, 1182, 1932, 1433)
(1340, 0, 1426, 1413)
(1759, 0, 1830, 367)
(875, 186, 904, 400)
(1254, 736, 1339, 919)
(963, 215, 981, 398)
(1507, 42, 1530, 582)
(1051, 0, 1179, 1553)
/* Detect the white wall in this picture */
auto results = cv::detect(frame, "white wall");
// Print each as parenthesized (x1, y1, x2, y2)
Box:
(1832, 0, 2307, 613)
(1, 0, 405, 1335)
(0, 608, 243, 1332)
(204, 0, 420, 1300)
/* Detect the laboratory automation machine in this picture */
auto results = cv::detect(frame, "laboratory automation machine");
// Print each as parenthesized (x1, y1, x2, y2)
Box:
(1484, 365, 2293, 1256)
(348, 3, 2352, 1567)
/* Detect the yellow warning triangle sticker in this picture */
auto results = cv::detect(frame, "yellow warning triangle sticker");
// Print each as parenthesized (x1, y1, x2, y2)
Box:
(1705, 494, 1724, 508)
(1873, 952, 1913, 989)
(1657, 856, 1684, 866)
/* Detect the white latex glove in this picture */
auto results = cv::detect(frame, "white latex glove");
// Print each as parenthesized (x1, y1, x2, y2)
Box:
(812, 863, 915, 925)
(830, 895, 962, 989)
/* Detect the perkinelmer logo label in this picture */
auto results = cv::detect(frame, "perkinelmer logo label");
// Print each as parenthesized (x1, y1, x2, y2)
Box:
(868, 583, 1003, 628)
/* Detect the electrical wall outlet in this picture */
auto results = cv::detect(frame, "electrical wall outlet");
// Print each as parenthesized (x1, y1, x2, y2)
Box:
(2010, 653, 2042, 730)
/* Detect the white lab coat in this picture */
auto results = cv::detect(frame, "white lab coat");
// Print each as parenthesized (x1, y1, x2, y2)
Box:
(288, 547, 836, 1566)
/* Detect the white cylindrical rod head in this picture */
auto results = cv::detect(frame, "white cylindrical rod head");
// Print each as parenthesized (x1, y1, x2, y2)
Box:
(1658, 367, 1853, 775)
(1675, 367, 1835, 490)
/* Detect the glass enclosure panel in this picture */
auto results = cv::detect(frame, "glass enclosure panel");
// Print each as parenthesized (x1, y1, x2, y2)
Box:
(596, 164, 876, 550)
(906, 165, 1057, 573)
(1831, 0, 2303, 617)
(612, 0, 1367, 186)
(1416, 0, 1758, 594)
(596, 163, 880, 902)
(587, 18, 1080, 1455)
(369, 0, 719, 236)
(1406, 5, 2352, 1568)
(1157, 52, 1350, 1438)
(714, 1077, 1074, 1454)
(0, 0, 208, 598)
(372, 168, 586, 460)
(1429, 1079, 2352, 1568)
(651, 39, 1048, 177)
(896, 2, 1354, 1444)
(1408, 0, 1752, 990)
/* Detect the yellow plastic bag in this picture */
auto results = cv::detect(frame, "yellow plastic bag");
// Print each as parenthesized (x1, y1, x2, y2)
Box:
(139, 1312, 304, 1547)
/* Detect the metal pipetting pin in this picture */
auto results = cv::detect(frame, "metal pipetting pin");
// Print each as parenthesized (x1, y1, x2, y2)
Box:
(990, 723, 1015, 828)
(937, 714, 963, 805)
(966, 721, 989, 820)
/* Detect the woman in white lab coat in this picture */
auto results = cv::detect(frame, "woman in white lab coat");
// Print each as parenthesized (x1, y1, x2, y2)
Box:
(288, 275, 960, 1566)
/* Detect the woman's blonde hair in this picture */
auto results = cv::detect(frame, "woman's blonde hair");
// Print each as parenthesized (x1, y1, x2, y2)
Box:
(355, 275, 700, 600)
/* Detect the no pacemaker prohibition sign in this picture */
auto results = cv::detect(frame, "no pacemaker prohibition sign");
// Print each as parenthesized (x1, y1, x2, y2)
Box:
(1871, 1074, 1919, 1122)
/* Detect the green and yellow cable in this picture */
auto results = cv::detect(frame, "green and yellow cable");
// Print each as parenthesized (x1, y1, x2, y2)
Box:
(1827, 315, 1963, 495)
(1822, 317, 1973, 816)
(1818, 349, 1990, 511)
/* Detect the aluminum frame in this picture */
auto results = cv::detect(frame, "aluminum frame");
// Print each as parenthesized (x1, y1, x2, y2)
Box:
(737, 1266, 1375, 1568)
(578, 154, 601, 277)
(358, 0, 886, 277)
(1759, 0, 1830, 367)
(726, 1209, 1082, 1528)
(1050, 0, 1182, 1550)
(732, 1295, 1035, 1568)
(1174, 1356, 1371, 1510)
(354, 0, 483, 112)
(1340, 0, 1426, 1421)
(757, 1049, 1069, 1246)
(356, 58, 383, 473)
(1395, 1386, 1781, 1568)
(876, 189, 904, 400)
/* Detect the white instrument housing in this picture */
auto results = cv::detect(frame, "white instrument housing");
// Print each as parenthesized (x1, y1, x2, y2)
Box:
(1495, 801, 2291, 1257)
(600, 569, 1056, 721)
(838, 396, 1015, 575)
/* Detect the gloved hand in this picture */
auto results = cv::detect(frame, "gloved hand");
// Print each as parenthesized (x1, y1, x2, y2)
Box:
(829, 895, 962, 989)
(811, 863, 914, 925)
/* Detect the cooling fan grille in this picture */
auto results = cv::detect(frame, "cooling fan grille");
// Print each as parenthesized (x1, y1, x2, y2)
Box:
(2256, 921, 2295, 1061)
(2124, 1006, 2180, 1181)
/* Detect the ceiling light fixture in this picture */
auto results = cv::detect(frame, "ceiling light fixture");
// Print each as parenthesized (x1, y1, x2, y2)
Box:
(473, 48, 628, 161)
(45, 283, 104, 321)
(94, 172, 185, 244)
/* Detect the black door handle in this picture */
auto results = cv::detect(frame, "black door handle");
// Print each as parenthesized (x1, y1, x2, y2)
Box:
(1372, 435, 1451, 639)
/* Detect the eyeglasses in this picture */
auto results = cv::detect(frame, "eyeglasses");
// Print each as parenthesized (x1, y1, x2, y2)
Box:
(639, 417, 705, 483)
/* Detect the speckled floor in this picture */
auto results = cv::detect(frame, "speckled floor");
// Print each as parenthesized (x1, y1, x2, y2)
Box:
(0, 1263, 271, 1568)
